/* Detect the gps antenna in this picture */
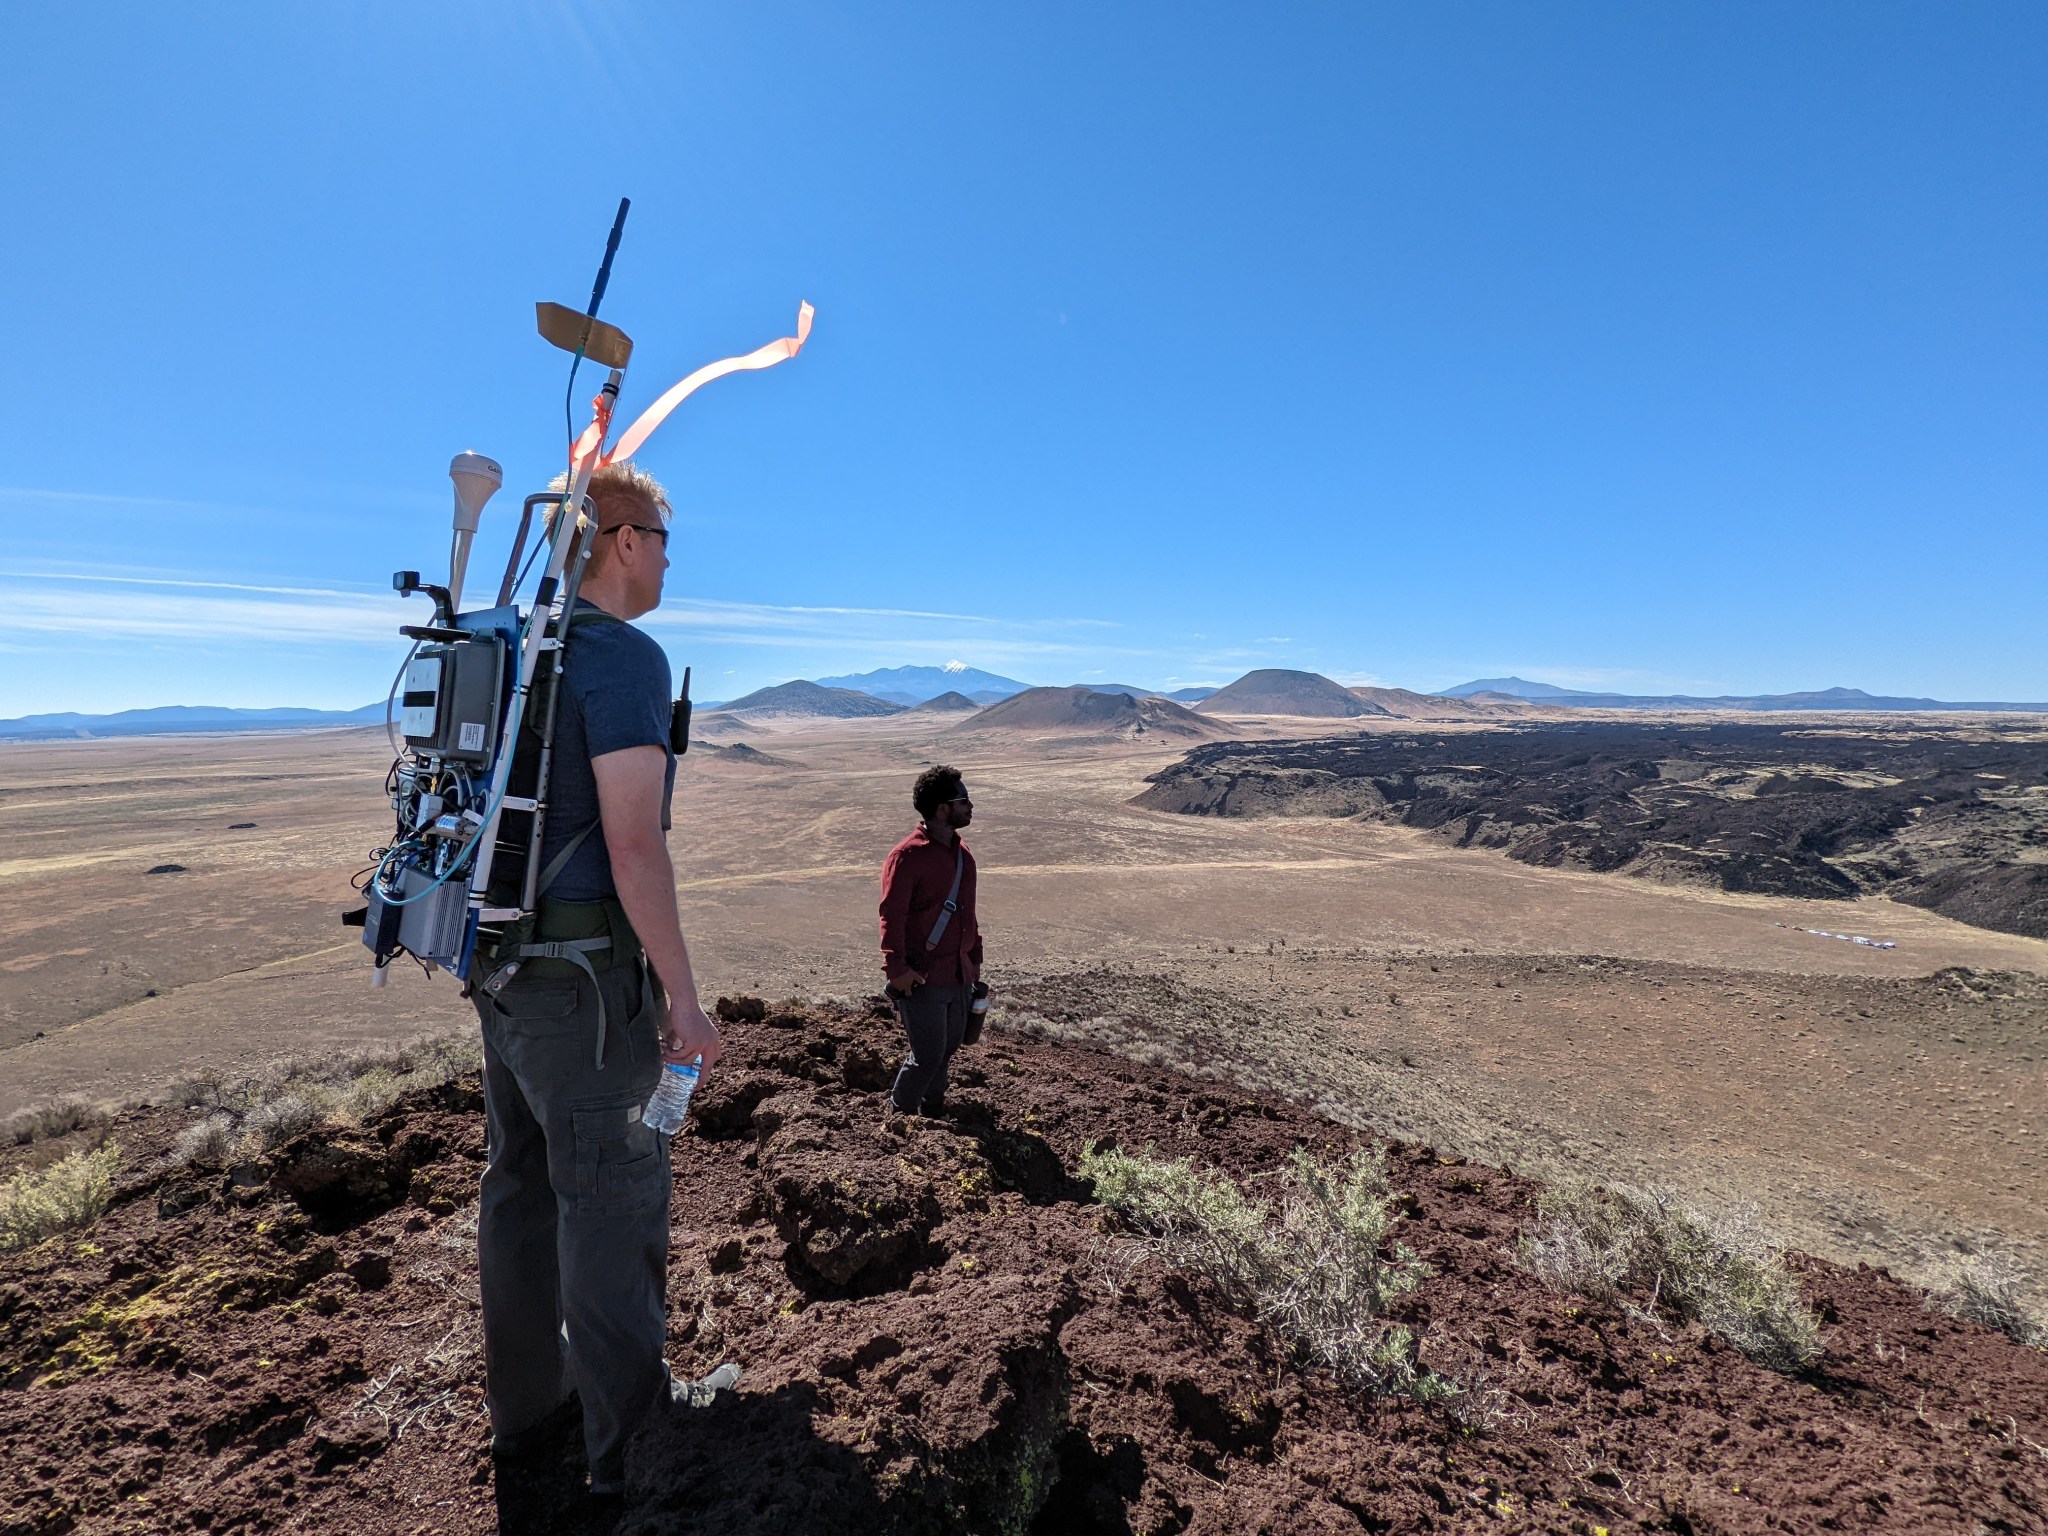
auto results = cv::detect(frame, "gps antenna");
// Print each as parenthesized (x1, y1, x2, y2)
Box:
(446, 452, 502, 614)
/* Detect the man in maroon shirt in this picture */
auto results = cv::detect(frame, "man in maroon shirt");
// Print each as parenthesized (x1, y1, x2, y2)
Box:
(879, 764, 983, 1115)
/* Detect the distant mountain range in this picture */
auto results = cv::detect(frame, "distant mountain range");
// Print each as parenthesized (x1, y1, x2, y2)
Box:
(1441, 677, 2048, 713)
(811, 665, 1030, 706)
(12, 669, 2041, 744)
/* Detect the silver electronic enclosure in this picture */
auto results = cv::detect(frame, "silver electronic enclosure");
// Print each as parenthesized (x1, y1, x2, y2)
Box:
(389, 859, 470, 966)
(402, 635, 505, 764)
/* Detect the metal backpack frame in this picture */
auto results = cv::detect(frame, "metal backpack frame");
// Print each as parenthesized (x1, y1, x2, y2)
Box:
(352, 198, 801, 1000)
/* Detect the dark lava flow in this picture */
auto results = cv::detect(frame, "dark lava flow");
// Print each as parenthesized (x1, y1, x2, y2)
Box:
(1134, 722, 2048, 937)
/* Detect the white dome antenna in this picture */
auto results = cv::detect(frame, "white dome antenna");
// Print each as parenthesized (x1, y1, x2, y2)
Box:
(447, 451, 503, 613)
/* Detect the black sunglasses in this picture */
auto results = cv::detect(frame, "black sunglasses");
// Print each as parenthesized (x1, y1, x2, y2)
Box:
(602, 523, 669, 545)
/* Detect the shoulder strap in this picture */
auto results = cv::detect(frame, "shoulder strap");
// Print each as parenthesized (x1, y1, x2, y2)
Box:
(535, 820, 600, 898)
(925, 843, 967, 948)
(528, 602, 619, 897)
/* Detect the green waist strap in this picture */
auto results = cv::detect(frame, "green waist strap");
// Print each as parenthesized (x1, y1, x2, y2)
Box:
(478, 897, 645, 1069)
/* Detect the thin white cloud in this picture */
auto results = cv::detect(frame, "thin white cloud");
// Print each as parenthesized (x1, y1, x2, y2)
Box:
(2, 568, 395, 601)
(0, 566, 1136, 666)
(0, 485, 268, 515)
(3, 565, 1285, 714)
(1, 585, 399, 645)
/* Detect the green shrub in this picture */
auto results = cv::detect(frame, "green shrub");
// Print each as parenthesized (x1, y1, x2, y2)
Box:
(1520, 1178, 1821, 1371)
(0, 1142, 120, 1251)
(1082, 1143, 1452, 1400)
(1929, 1255, 2048, 1350)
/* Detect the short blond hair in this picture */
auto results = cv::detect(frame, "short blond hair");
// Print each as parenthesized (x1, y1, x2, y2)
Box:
(547, 461, 672, 572)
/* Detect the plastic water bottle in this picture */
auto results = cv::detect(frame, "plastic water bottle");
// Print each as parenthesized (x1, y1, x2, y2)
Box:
(642, 1058, 702, 1136)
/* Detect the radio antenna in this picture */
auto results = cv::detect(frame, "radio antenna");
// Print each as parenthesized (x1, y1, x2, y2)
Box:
(563, 197, 632, 449)
(589, 196, 629, 316)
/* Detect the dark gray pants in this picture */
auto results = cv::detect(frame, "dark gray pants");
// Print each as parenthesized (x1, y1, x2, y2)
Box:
(890, 983, 970, 1113)
(474, 957, 670, 1488)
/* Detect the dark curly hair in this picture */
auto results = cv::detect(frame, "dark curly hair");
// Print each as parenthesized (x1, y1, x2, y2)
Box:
(912, 763, 965, 818)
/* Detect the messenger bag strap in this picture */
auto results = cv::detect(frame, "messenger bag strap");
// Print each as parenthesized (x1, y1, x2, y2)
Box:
(925, 843, 966, 949)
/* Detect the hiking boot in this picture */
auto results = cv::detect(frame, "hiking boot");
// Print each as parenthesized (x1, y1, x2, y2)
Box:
(670, 1360, 741, 1410)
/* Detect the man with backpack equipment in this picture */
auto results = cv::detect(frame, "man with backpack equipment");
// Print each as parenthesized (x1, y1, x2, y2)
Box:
(469, 462, 729, 1501)
(879, 764, 987, 1115)
(355, 201, 813, 1511)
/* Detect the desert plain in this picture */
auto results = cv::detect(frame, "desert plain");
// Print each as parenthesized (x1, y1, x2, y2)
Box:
(3, 705, 2043, 1298)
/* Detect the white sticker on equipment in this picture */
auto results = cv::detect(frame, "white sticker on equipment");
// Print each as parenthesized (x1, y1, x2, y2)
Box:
(459, 721, 487, 751)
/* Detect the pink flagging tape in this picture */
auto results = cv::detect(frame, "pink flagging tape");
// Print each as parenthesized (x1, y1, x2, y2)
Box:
(569, 391, 614, 473)
(602, 301, 814, 467)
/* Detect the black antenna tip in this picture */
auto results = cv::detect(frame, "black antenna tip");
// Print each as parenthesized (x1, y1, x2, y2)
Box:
(587, 199, 633, 319)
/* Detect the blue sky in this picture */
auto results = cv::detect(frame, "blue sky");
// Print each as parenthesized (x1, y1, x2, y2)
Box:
(5, 2, 2043, 714)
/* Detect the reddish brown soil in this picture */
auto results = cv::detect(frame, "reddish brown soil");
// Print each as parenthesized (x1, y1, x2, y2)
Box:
(4, 1002, 2046, 1536)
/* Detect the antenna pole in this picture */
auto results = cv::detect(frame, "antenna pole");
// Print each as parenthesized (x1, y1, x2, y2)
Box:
(588, 198, 630, 319)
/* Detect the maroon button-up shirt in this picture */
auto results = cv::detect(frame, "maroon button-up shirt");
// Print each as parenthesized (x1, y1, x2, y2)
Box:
(878, 824, 983, 987)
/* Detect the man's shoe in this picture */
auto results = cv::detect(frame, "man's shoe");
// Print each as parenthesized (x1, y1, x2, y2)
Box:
(670, 1360, 741, 1409)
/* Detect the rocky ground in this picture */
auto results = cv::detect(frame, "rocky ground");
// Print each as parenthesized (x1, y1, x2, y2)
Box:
(1133, 721, 2048, 937)
(5, 999, 2047, 1535)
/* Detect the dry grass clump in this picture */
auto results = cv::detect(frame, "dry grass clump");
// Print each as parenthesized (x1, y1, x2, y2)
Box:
(1520, 1178, 1821, 1372)
(171, 1114, 235, 1167)
(1081, 1142, 1454, 1401)
(1928, 1254, 2048, 1350)
(4, 1096, 112, 1146)
(169, 1034, 479, 1165)
(0, 1142, 121, 1252)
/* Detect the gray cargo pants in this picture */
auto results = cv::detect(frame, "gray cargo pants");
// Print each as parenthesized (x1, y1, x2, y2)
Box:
(889, 983, 971, 1113)
(474, 955, 670, 1488)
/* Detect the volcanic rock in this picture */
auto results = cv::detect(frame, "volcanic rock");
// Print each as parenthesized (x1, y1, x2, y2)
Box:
(6, 997, 2046, 1534)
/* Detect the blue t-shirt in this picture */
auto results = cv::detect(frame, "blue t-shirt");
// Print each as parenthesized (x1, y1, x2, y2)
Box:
(539, 601, 676, 902)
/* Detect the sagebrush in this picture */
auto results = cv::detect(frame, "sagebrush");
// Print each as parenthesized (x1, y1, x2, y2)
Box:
(169, 1034, 479, 1164)
(0, 1142, 121, 1252)
(3, 1096, 111, 1147)
(1519, 1177, 1821, 1371)
(1928, 1254, 2048, 1350)
(1081, 1142, 1453, 1400)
